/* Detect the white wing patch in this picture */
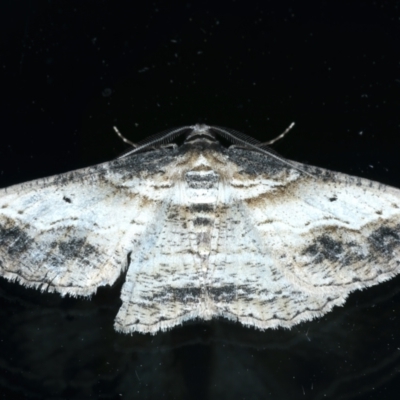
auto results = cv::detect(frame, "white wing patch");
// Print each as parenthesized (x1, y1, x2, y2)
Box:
(1, 124, 400, 334)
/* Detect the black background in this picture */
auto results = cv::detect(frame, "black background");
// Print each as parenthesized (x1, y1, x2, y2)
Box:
(1, 1, 400, 399)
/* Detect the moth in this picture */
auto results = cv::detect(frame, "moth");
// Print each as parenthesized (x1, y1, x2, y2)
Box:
(0, 124, 400, 334)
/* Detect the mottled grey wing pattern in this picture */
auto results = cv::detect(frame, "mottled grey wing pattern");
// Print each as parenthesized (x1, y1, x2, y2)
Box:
(1, 123, 400, 335)
(114, 200, 202, 333)
(220, 148, 400, 329)
(0, 149, 177, 297)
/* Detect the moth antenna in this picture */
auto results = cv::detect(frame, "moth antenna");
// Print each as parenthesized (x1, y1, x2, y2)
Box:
(113, 126, 138, 148)
(121, 126, 192, 158)
(257, 122, 295, 147)
(212, 124, 313, 178)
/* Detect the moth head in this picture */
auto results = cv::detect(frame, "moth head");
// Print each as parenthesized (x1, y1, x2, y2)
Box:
(120, 124, 298, 176)
(185, 124, 217, 143)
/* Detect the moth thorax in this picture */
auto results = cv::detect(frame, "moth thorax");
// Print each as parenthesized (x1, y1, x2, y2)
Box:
(185, 170, 219, 189)
(184, 170, 220, 205)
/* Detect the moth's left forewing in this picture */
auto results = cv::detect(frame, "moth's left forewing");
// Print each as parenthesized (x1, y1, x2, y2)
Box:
(0, 150, 176, 297)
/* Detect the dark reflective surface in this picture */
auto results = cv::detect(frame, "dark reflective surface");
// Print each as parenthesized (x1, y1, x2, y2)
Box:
(1, 276, 400, 398)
